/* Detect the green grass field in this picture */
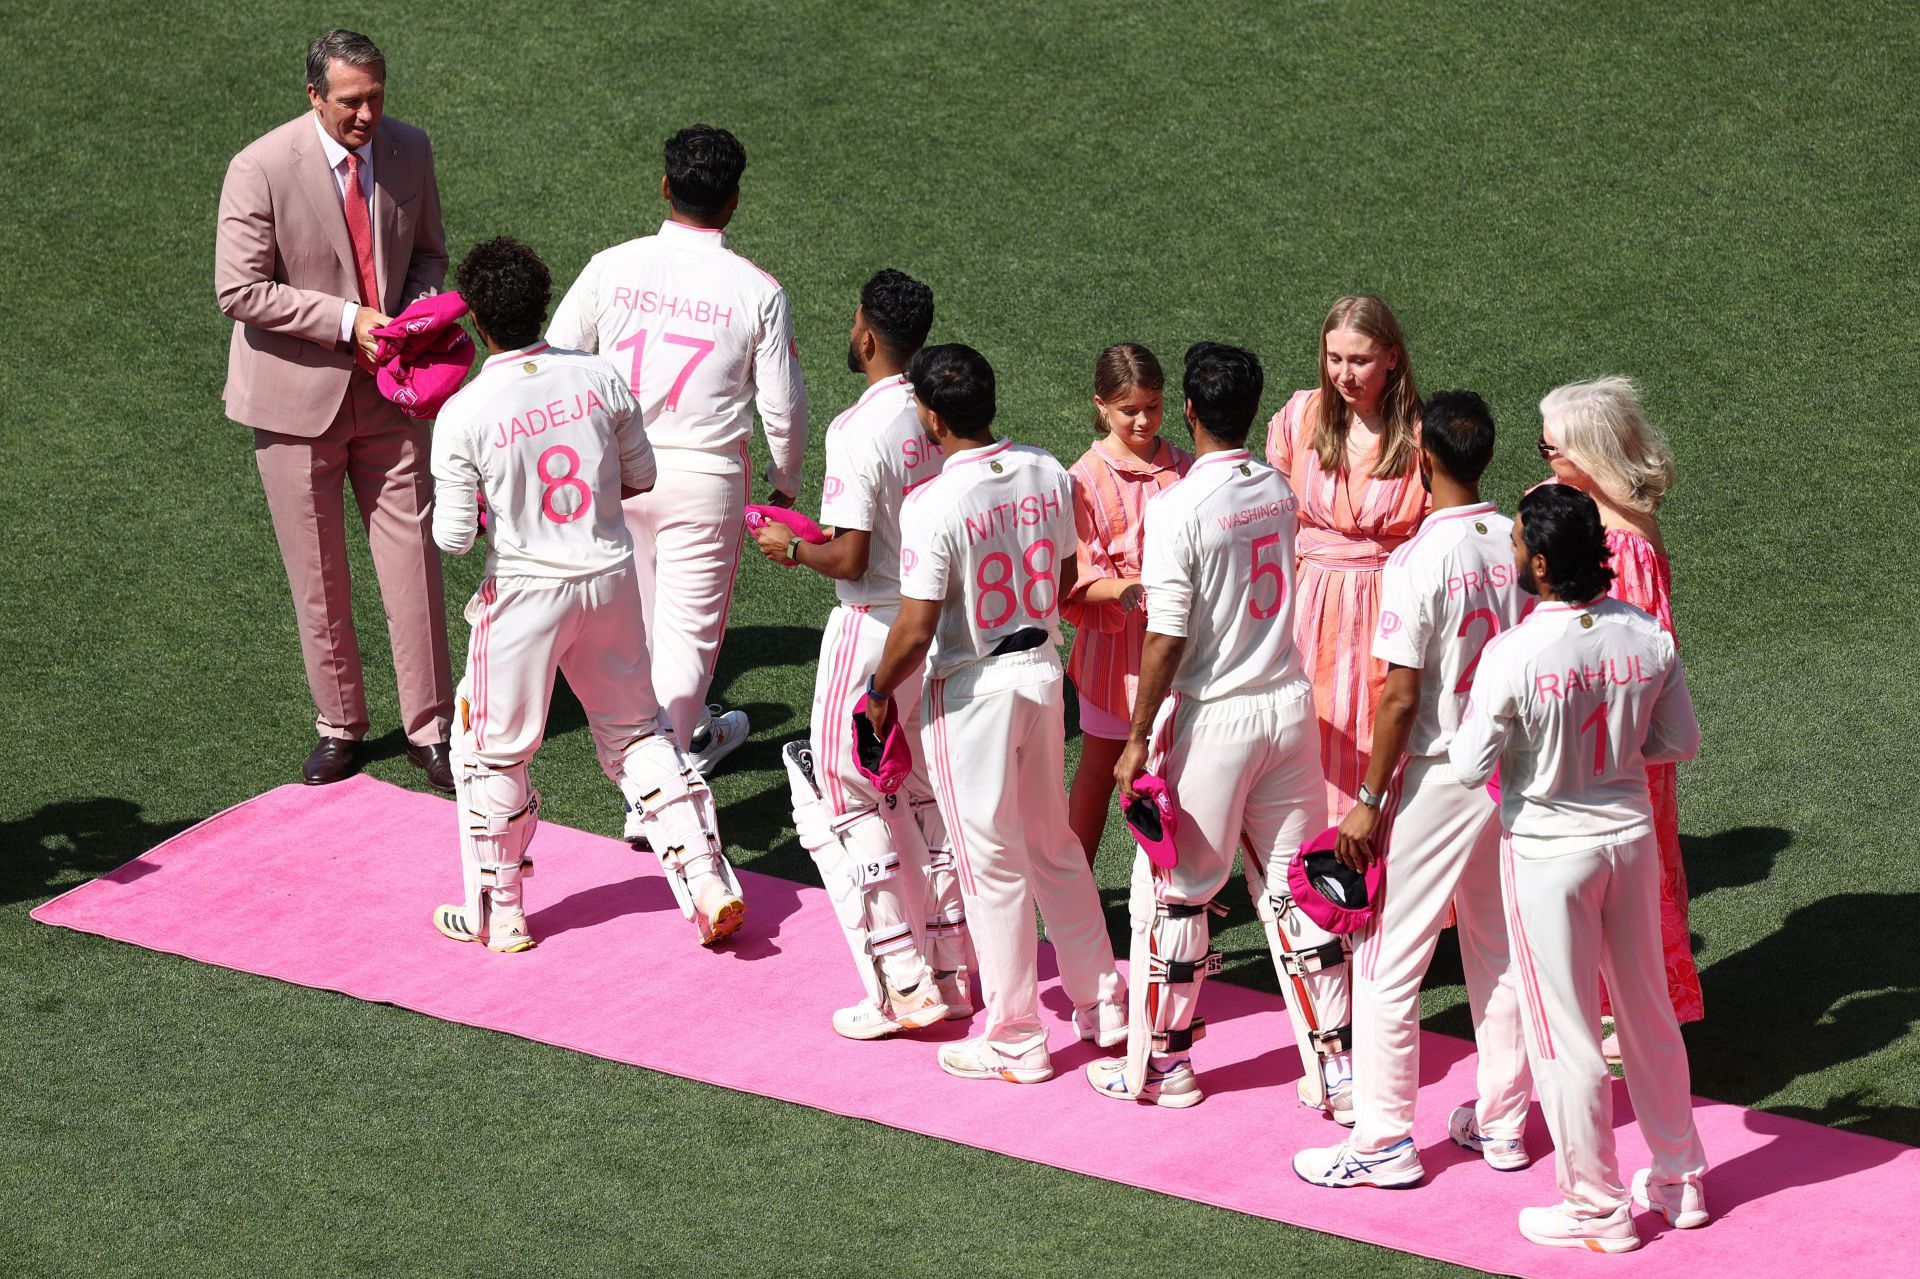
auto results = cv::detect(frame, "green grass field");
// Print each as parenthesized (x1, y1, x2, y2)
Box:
(4, 1, 1916, 1274)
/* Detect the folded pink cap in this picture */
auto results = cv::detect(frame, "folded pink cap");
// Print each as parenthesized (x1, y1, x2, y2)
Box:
(848, 693, 912, 794)
(1287, 826, 1383, 935)
(746, 504, 829, 548)
(371, 293, 476, 420)
(1124, 773, 1180, 869)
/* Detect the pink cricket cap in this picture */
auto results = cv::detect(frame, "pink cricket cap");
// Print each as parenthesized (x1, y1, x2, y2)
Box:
(848, 693, 912, 794)
(1287, 826, 1383, 935)
(1124, 773, 1179, 869)
(371, 292, 476, 420)
(745, 504, 829, 548)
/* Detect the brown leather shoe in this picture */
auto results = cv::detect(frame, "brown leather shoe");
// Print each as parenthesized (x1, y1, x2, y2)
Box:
(406, 740, 456, 794)
(302, 738, 359, 785)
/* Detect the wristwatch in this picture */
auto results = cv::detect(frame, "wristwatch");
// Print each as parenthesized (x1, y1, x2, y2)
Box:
(784, 537, 802, 564)
(865, 675, 886, 704)
(1355, 783, 1385, 810)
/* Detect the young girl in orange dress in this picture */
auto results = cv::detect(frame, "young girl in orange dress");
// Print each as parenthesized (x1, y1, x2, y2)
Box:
(1264, 296, 1430, 821)
(1538, 376, 1704, 1027)
(1064, 343, 1192, 864)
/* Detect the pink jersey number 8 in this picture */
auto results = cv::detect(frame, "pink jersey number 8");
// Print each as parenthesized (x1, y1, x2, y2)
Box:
(538, 445, 590, 524)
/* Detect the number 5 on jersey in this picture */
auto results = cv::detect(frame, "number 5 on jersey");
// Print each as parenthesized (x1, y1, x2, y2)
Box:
(1249, 532, 1287, 620)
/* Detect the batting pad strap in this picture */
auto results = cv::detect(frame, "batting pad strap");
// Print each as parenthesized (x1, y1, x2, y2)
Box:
(1154, 952, 1224, 984)
(478, 857, 534, 885)
(1158, 900, 1229, 920)
(865, 923, 915, 957)
(1280, 940, 1348, 977)
(1152, 1020, 1207, 1053)
(1313, 1023, 1353, 1056)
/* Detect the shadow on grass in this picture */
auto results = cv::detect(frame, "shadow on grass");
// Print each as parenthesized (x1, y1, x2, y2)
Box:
(1, 797, 195, 906)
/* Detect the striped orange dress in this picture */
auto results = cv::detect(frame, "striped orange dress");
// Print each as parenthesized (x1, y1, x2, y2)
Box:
(1265, 389, 1430, 819)
(1064, 436, 1193, 734)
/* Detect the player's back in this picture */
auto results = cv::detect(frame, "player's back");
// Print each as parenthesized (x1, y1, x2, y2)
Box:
(820, 376, 942, 610)
(436, 344, 641, 580)
(901, 440, 1074, 678)
(546, 223, 790, 457)
(1379, 503, 1527, 756)
(1143, 448, 1305, 700)
(1469, 596, 1697, 840)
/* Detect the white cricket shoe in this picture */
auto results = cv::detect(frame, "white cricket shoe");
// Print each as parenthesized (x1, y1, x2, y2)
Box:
(1632, 1169, 1709, 1229)
(1072, 999, 1127, 1048)
(431, 904, 535, 954)
(689, 705, 749, 777)
(1085, 1056, 1203, 1109)
(1517, 1202, 1640, 1253)
(1293, 1139, 1425, 1189)
(832, 978, 949, 1041)
(1297, 1076, 1356, 1126)
(935, 969, 974, 1020)
(937, 1035, 1053, 1084)
(1449, 1104, 1531, 1171)
(690, 876, 746, 947)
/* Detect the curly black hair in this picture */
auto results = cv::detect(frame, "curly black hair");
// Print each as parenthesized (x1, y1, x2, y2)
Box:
(860, 268, 934, 358)
(455, 237, 551, 351)
(1517, 484, 1616, 604)
(1182, 341, 1264, 444)
(906, 344, 996, 438)
(664, 124, 746, 220)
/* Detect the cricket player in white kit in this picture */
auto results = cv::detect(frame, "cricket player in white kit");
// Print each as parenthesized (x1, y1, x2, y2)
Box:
(752, 270, 973, 1039)
(429, 238, 744, 952)
(547, 124, 807, 785)
(1086, 343, 1336, 1111)
(1452, 483, 1706, 1253)
(866, 343, 1125, 1083)
(1295, 391, 1533, 1188)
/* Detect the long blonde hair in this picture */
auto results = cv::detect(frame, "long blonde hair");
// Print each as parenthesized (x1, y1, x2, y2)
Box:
(1310, 294, 1420, 478)
(1540, 375, 1675, 513)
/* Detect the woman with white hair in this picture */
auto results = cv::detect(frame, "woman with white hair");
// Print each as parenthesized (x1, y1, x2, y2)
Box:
(1537, 376, 1703, 1030)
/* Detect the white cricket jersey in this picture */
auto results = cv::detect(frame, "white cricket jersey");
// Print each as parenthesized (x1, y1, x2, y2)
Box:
(818, 375, 943, 609)
(899, 438, 1075, 680)
(545, 220, 808, 493)
(1450, 597, 1700, 843)
(1140, 449, 1306, 700)
(431, 342, 652, 581)
(1374, 502, 1528, 757)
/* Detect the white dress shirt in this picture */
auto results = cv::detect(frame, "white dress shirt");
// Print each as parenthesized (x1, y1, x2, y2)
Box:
(311, 113, 375, 343)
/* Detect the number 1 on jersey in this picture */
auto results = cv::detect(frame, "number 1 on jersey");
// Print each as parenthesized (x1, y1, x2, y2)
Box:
(615, 330, 715, 411)
(1578, 701, 1609, 776)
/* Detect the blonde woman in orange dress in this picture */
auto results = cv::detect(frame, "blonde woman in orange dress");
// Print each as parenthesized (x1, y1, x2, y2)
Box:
(1264, 295, 1430, 822)
(1538, 375, 1704, 1028)
(1064, 343, 1192, 864)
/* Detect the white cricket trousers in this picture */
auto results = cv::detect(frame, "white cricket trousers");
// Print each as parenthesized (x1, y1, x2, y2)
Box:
(1149, 681, 1330, 1071)
(455, 566, 667, 775)
(1506, 828, 1707, 1216)
(921, 648, 1122, 1051)
(1349, 756, 1531, 1153)
(622, 451, 748, 746)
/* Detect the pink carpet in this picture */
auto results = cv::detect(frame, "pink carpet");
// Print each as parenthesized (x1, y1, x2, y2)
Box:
(33, 777, 1916, 1276)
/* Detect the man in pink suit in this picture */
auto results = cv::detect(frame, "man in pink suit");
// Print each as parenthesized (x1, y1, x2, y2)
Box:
(215, 28, 455, 789)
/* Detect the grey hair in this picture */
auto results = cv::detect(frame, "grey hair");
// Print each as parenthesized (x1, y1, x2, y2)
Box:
(1539, 375, 1676, 514)
(306, 29, 385, 98)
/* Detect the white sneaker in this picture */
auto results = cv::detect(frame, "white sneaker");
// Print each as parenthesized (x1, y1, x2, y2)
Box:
(689, 705, 748, 777)
(1632, 1169, 1709, 1229)
(832, 977, 948, 1041)
(690, 876, 746, 947)
(1517, 1202, 1640, 1253)
(1297, 1076, 1356, 1126)
(1293, 1139, 1425, 1189)
(935, 969, 974, 1020)
(1072, 999, 1127, 1048)
(1085, 1056, 1203, 1108)
(1449, 1105, 1531, 1171)
(430, 904, 535, 954)
(937, 1035, 1053, 1084)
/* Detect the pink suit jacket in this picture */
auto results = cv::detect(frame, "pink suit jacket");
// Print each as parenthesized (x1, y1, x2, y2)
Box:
(215, 114, 447, 436)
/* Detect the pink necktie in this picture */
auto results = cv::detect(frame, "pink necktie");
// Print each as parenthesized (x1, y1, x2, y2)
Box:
(342, 153, 380, 371)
